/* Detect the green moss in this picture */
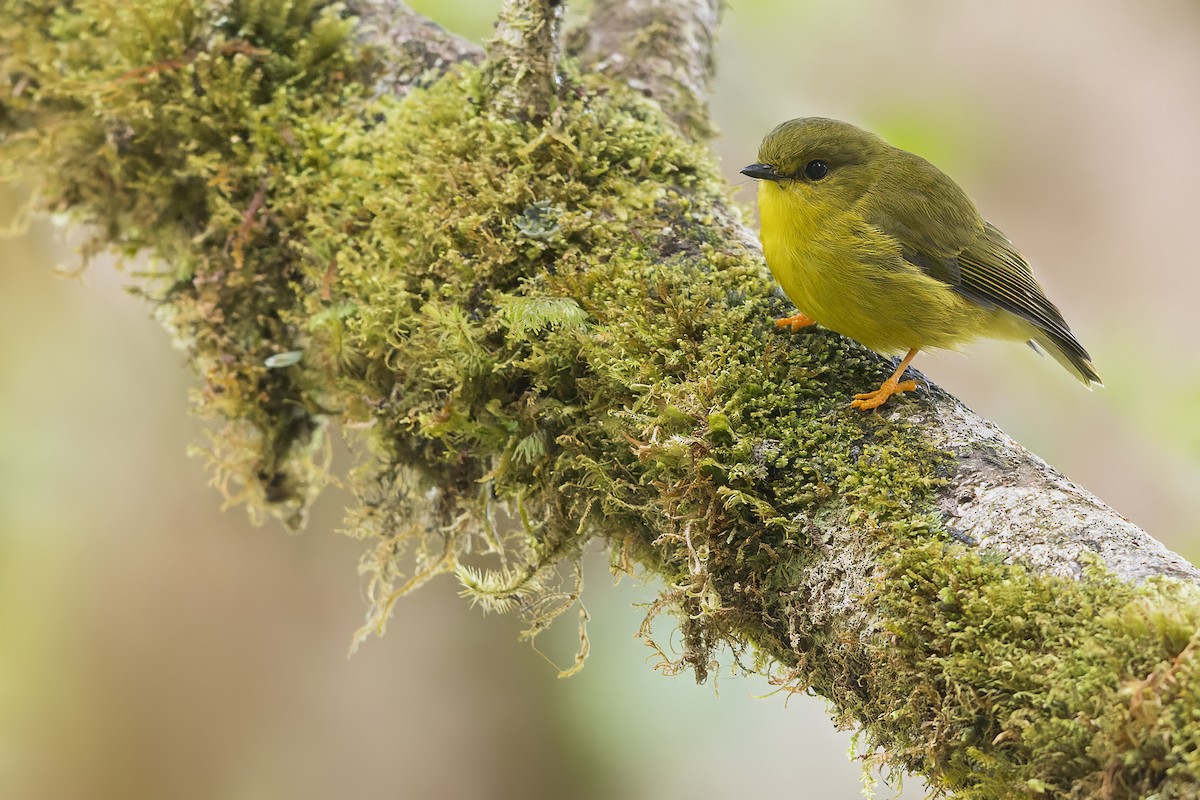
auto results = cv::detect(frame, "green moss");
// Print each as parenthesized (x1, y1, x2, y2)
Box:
(3, 0, 372, 526)
(8, 3, 1200, 795)
(865, 543, 1200, 798)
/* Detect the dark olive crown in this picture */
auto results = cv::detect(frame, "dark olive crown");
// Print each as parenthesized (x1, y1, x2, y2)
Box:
(755, 117, 888, 180)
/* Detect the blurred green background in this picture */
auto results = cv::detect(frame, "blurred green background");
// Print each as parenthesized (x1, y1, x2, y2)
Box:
(3, 1, 1199, 798)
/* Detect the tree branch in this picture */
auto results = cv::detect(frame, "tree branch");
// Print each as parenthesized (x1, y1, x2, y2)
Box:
(347, 0, 483, 97)
(569, 0, 722, 138)
(931, 397, 1200, 585)
(5, 1, 1200, 797)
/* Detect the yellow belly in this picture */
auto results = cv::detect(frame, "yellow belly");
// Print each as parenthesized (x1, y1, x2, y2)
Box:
(757, 183, 1029, 354)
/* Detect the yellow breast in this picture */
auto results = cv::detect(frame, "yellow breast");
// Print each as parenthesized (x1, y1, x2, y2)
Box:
(756, 181, 1015, 354)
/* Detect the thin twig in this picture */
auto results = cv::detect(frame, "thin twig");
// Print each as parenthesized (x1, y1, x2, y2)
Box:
(484, 0, 566, 122)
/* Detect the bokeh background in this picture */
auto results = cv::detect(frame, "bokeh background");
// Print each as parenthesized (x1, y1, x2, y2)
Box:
(3, 1, 1200, 798)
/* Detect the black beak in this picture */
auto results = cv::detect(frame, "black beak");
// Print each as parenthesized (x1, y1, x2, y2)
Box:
(740, 163, 781, 182)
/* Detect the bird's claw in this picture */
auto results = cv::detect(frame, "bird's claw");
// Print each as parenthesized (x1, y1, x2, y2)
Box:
(850, 379, 919, 410)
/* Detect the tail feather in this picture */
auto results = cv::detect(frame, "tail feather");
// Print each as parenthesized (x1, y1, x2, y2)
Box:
(1029, 331, 1102, 387)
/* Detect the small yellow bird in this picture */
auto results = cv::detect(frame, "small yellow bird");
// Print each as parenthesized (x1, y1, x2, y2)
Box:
(742, 117, 1100, 410)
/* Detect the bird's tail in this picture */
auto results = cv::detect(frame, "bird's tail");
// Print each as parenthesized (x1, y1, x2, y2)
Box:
(1029, 330, 1102, 387)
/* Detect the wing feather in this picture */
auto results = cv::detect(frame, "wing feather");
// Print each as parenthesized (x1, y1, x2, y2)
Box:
(861, 150, 1099, 384)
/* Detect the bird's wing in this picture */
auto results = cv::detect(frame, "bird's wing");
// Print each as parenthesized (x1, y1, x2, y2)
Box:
(861, 158, 1073, 342)
(862, 163, 1098, 383)
(953, 222, 1077, 345)
(956, 225, 1100, 384)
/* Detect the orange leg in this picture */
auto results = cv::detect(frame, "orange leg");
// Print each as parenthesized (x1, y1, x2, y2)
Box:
(775, 311, 816, 333)
(850, 348, 921, 410)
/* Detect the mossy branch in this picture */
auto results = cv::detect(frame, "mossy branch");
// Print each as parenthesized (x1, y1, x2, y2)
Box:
(5, 1, 1200, 797)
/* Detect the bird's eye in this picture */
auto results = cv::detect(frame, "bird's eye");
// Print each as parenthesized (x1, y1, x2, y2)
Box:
(803, 160, 830, 181)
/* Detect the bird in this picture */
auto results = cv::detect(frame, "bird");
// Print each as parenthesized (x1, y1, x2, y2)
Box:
(741, 117, 1100, 410)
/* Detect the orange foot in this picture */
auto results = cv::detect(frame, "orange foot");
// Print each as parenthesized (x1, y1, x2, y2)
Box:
(850, 347, 922, 411)
(775, 312, 816, 333)
(850, 377, 920, 410)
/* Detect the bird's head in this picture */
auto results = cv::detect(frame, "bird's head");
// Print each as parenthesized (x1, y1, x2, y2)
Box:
(740, 117, 887, 210)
